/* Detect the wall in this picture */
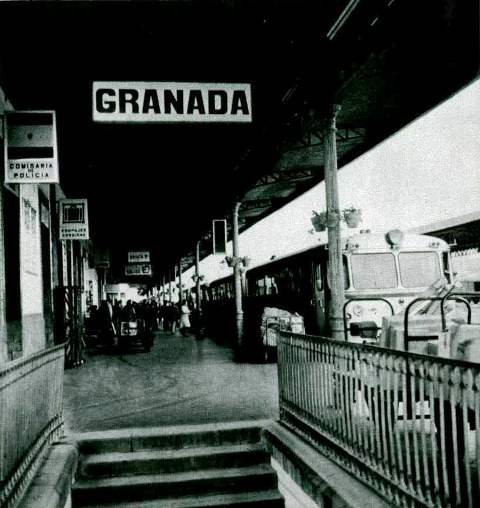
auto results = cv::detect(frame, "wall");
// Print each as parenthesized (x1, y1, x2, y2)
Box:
(19, 184, 45, 356)
(0, 85, 14, 363)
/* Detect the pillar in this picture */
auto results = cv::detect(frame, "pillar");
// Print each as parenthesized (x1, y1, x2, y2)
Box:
(195, 241, 202, 319)
(232, 201, 244, 350)
(324, 105, 345, 340)
(178, 259, 183, 307)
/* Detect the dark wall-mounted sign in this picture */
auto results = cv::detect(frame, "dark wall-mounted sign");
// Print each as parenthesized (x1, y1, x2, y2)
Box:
(212, 219, 227, 255)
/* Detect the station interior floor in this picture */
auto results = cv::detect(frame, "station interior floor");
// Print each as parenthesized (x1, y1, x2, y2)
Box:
(63, 330, 279, 434)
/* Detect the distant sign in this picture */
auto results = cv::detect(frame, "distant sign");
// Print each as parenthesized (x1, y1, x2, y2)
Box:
(212, 219, 227, 255)
(4, 111, 59, 184)
(128, 251, 150, 263)
(125, 263, 152, 276)
(59, 199, 89, 240)
(93, 82, 252, 123)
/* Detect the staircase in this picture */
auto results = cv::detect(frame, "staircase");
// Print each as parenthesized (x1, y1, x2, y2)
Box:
(72, 420, 284, 507)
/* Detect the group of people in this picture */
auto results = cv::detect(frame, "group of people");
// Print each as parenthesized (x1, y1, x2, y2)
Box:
(87, 298, 196, 343)
(158, 301, 193, 336)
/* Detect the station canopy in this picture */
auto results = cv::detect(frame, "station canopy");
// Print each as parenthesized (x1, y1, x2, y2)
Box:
(0, 0, 477, 280)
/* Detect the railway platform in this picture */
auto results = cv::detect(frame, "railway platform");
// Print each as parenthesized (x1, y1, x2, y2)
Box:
(63, 330, 279, 434)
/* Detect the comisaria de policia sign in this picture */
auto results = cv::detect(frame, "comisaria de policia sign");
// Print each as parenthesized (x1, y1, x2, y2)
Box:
(93, 82, 252, 123)
(4, 111, 59, 184)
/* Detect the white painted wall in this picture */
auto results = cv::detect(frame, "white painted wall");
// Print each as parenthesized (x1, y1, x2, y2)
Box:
(19, 184, 45, 355)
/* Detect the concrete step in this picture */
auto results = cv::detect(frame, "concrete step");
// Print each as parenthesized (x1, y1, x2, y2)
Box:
(80, 443, 268, 478)
(72, 464, 278, 505)
(74, 420, 269, 455)
(79, 489, 284, 507)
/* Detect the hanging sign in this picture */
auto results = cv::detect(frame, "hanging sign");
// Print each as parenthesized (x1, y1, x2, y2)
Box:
(59, 199, 89, 240)
(125, 263, 152, 276)
(212, 219, 227, 255)
(4, 111, 59, 183)
(128, 251, 150, 263)
(93, 82, 252, 123)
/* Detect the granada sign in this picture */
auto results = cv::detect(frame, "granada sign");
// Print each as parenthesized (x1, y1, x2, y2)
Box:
(93, 82, 252, 123)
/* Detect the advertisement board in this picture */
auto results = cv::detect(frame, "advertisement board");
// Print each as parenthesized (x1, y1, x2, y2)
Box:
(4, 111, 59, 184)
(59, 199, 89, 240)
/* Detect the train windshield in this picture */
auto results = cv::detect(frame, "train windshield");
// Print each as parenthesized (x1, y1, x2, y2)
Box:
(350, 253, 397, 290)
(398, 251, 441, 288)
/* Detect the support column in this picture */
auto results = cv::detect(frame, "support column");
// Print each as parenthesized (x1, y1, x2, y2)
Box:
(232, 201, 244, 352)
(195, 241, 202, 319)
(324, 105, 345, 340)
(178, 259, 183, 307)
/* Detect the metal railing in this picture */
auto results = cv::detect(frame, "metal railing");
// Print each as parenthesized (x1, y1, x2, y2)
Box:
(0, 345, 65, 507)
(277, 331, 480, 507)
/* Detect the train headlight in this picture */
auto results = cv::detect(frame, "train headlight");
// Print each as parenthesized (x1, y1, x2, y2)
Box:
(352, 304, 364, 317)
(386, 229, 404, 248)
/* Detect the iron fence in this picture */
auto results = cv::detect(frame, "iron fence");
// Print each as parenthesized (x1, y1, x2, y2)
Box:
(277, 331, 480, 507)
(0, 345, 65, 507)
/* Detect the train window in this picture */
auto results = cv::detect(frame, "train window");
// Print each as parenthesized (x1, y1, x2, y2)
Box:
(442, 252, 452, 282)
(399, 252, 441, 288)
(343, 255, 349, 290)
(265, 275, 278, 295)
(255, 277, 266, 296)
(351, 253, 397, 290)
(314, 263, 323, 291)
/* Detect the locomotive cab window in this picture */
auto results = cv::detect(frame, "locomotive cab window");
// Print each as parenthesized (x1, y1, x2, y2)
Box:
(351, 253, 397, 290)
(399, 251, 441, 288)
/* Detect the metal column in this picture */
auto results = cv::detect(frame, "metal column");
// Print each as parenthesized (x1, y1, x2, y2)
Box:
(324, 105, 345, 340)
(178, 259, 183, 306)
(232, 201, 244, 351)
(195, 241, 202, 319)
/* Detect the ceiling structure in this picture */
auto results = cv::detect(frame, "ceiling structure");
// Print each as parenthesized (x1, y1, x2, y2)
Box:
(0, 0, 478, 282)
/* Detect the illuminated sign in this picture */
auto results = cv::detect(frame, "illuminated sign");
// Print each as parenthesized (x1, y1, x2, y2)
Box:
(4, 111, 59, 184)
(59, 199, 89, 240)
(93, 82, 252, 123)
(128, 251, 150, 263)
(125, 263, 152, 276)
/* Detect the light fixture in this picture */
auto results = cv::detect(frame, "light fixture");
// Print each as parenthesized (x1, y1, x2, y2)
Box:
(386, 229, 404, 247)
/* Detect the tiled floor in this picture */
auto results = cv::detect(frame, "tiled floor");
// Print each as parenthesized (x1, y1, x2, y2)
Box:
(63, 331, 279, 434)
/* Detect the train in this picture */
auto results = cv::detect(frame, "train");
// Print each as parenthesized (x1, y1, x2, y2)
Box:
(199, 229, 451, 360)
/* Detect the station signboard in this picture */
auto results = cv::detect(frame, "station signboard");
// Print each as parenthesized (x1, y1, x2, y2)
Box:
(128, 251, 150, 263)
(93, 82, 252, 123)
(125, 263, 152, 276)
(59, 199, 89, 240)
(4, 111, 59, 184)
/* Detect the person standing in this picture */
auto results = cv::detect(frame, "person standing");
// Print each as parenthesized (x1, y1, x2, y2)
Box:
(179, 302, 191, 337)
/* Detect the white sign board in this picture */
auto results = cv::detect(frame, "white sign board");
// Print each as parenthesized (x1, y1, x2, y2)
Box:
(59, 199, 89, 240)
(93, 82, 252, 123)
(4, 111, 59, 183)
(128, 251, 150, 263)
(125, 263, 152, 276)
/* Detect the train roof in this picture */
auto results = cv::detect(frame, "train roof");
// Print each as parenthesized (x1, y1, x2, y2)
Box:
(207, 230, 449, 286)
(247, 230, 449, 273)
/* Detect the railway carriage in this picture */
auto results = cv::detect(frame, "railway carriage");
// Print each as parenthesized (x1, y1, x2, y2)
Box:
(202, 230, 451, 358)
